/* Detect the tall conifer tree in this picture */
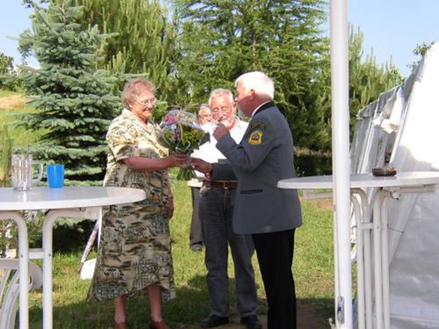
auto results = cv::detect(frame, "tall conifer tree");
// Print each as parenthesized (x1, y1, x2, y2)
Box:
(310, 27, 403, 152)
(66, 0, 177, 103)
(172, 0, 327, 144)
(19, 0, 121, 184)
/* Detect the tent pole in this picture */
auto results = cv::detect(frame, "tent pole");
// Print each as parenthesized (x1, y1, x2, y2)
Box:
(330, 0, 353, 328)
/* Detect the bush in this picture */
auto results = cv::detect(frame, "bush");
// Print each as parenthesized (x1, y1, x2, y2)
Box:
(295, 148, 332, 177)
(0, 73, 21, 91)
(52, 219, 95, 253)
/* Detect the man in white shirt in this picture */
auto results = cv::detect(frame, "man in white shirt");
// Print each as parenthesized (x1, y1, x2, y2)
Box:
(197, 89, 261, 329)
(187, 104, 212, 252)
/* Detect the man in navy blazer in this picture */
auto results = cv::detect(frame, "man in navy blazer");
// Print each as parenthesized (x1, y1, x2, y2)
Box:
(193, 71, 302, 329)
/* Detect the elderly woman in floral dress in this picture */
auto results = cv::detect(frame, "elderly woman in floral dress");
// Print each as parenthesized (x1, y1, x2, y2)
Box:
(88, 78, 187, 329)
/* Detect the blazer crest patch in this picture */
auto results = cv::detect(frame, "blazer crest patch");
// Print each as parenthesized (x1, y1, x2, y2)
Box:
(248, 130, 263, 145)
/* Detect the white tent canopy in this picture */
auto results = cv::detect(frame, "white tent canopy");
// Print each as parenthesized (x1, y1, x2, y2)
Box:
(350, 43, 439, 328)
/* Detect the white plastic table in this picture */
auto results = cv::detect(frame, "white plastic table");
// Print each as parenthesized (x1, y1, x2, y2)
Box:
(278, 172, 439, 329)
(0, 186, 146, 329)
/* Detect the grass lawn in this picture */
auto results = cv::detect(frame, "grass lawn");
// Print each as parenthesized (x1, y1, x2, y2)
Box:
(0, 92, 45, 148)
(0, 90, 18, 97)
(1, 92, 335, 328)
(25, 182, 334, 329)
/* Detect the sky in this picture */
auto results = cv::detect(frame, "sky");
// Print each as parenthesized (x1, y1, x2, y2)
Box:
(1, 0, 439, 78)
(347, 0, 439, 77)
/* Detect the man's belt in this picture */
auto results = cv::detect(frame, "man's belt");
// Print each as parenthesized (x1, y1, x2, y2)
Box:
(203, 180, 238, 190)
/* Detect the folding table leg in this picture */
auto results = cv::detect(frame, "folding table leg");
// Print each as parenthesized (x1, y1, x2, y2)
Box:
(0, 211, 29, 329)
(42, 207, 101, 329)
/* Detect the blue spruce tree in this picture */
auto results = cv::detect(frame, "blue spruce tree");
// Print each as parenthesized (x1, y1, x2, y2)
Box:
(19, 0, 121, 185)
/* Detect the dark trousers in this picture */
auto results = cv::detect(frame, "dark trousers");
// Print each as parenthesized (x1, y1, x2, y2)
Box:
(189, 186, 203, 247)
(252, 229, 296, 329)
(200, 186, 258, 317)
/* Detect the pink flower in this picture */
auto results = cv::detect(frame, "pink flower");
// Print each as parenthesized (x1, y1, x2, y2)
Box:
(164, 113, 177, 125)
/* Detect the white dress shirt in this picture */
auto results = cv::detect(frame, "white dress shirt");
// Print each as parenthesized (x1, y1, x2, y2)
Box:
(188, 118, 248, 184)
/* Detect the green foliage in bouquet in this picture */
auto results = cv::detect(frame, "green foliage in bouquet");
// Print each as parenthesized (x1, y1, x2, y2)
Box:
(160, 126, 205, 153)
(159, 110, 208, 180)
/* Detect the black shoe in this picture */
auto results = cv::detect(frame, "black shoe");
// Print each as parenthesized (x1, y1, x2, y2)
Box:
(190, 243, 203, 252)
(199, 314, 229, 328)
(240, 315, 262, 329)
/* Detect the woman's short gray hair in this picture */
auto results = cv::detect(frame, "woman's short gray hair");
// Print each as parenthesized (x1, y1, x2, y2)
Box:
(235, 71, 274, 99)
(122, 78, 156, 107)
(208, 88, 234, 107)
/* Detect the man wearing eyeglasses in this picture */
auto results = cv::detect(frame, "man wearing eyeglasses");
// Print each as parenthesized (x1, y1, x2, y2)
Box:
(193, 72, 302, 329)
(195, 89, 261, 329)
(198, 105, 213, 125)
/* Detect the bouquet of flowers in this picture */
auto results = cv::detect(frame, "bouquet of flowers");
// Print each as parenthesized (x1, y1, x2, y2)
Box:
(159, 110, 208, 180)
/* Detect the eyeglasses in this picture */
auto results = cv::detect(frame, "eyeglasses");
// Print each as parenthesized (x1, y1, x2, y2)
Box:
(211, 107, 231, 115)
(135, 98, 156, 107)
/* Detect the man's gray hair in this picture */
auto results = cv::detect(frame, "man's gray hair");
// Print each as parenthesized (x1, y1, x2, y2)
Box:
(122, 78, 156, 107)
(208, 88, 234, 107)
(235, 71, 274, 100)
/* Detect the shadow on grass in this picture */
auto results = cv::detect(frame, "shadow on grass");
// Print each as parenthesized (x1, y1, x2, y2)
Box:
(29, 274, 334, 329)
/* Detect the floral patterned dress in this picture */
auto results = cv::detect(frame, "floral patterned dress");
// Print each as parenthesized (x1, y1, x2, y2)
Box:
(87, 109, 175, 301)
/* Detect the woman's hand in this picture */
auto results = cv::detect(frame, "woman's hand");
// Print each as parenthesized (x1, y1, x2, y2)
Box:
(167, 153, 188, 168)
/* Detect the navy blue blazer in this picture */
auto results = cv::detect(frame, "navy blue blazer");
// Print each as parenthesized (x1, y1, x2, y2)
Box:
(213, 102, 302, 234)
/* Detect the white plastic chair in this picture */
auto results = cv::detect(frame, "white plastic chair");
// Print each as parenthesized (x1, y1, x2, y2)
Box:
(0, 259, 43, 329)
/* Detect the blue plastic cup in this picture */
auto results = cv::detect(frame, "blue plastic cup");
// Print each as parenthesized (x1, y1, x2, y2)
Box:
(46, 164, 64, 188)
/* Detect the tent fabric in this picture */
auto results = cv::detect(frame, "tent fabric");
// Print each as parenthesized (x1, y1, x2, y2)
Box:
(350, 42, 439, 328)
(387, 42, 439, 329)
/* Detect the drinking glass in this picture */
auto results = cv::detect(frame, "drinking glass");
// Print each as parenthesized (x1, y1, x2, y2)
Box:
(11, 154, 43, 191)
(46, 164, 64, 188)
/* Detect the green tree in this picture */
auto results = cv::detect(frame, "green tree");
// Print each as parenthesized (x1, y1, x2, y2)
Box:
(408, 41, 435, 72)
(310, 27, 404, 152)
(413, 42, 434, 58)
(349, 28, 403, 120)
(18, 0, 121, 184)
(172, 0, 328, 145)
(23, 0, 177, 115)
(0, 53, 14, 75)
(0, 126, 13, 187)
(0, 53, 20, 91)
(62, 0, 178, 105)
